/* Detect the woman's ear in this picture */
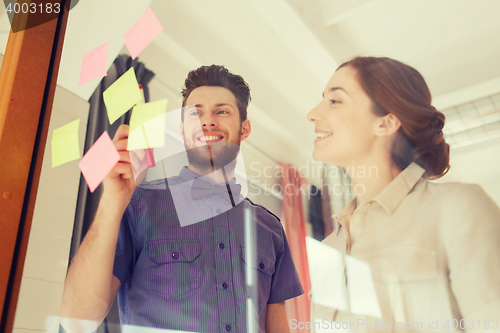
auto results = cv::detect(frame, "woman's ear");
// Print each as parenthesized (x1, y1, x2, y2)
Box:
(374, 113, 401, 137)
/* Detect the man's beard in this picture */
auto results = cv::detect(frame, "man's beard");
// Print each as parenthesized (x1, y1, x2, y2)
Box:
(185, 141, 240, 176)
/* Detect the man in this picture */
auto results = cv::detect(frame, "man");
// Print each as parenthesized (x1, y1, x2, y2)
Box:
(60, 65, 303, 333)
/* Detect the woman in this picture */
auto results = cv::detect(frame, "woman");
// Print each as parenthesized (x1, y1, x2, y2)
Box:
(307, 57, 500, 332)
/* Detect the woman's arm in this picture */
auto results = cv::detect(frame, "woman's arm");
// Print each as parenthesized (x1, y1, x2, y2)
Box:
(444, 184, 500, 331)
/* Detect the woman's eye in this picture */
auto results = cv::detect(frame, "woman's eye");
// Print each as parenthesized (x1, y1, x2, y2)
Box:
(330, 100, 340, 104)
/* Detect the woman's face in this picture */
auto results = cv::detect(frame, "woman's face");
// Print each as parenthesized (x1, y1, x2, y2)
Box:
(307, 65, 382, 166)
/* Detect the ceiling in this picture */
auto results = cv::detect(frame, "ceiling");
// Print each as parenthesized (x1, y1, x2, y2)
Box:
(2, 0, 500, 192)
(136, 0, 500, 171)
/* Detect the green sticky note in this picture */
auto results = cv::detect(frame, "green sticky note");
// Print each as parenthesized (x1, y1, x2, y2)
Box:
(103, 67, 142, 125)
(51, 119, 81, 168)
(128, 99, 169, 150)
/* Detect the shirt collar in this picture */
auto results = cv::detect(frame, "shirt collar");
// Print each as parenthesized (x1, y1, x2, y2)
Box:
(333, 162, 425, 227)
(179, 166, 198, 184)
(334, 198, 356, 230)
(179, 166, 238, 187)
(374, 162, 425, 214)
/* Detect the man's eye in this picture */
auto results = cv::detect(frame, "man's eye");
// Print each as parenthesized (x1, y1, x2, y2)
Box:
(190, 111, 200, 116)
(217, 110, 229, 114)
(330, 100, 341, 104)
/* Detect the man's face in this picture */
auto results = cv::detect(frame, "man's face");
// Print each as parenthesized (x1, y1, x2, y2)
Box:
(180, 86, 251, 173)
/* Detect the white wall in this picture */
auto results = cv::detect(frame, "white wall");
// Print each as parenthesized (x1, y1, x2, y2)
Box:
(435, 138, 500, 206)
(0, 2, 10, 55)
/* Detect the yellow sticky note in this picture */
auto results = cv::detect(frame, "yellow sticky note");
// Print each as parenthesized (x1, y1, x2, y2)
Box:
(128, 99, 168, 150)
(103, 67, 142, 125)
(51, 119, 81, 168)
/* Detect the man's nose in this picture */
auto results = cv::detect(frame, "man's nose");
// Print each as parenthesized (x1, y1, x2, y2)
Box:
(201, 114, 218, 127)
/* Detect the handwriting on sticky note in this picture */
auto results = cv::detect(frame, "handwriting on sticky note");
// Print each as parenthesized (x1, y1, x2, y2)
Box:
(79, 131, 120, 193)
(78, 42, 109, 86)
(51, 119, 81, 168)
(128, 99, 168, 150)
(123, 7, 163, 60)
(103, 67, 142, 125)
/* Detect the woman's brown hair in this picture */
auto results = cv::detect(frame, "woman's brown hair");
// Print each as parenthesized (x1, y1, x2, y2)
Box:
(338, 56, 450, 179)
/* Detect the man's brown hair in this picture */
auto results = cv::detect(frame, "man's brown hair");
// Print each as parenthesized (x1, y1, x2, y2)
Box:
(181, 65, 251, 122)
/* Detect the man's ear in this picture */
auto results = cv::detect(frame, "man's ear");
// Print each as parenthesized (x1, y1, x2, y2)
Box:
(373, 113, 401, 137)
(179, 121, 185, 139)
(240, 119, 251, 141)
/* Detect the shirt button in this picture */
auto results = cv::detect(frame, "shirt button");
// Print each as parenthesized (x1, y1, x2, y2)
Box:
(222, 282, 228, 289)
(226, 325, 231, 331)
(219, 243, 225, 249)
(172, 252, 179, 259)
(259, 262, 265, 269)
(217, 208, 222, 213)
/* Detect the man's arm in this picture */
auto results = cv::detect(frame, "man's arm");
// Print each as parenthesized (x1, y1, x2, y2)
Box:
(266, 302, 291, 333)
(60, 125, 138, 333)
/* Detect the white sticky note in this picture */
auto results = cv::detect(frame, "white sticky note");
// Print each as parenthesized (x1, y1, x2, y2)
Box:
(345, 255, 382, 319)
(306, 237, 349, 311)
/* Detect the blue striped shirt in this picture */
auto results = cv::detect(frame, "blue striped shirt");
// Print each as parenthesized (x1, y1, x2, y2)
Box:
(113, 167, 303, 332)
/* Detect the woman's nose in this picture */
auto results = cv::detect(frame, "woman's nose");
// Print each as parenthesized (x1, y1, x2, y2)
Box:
(307, 103, 322, 122)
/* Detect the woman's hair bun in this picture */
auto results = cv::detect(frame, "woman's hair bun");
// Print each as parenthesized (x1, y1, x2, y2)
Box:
(338, 56, 450, 179)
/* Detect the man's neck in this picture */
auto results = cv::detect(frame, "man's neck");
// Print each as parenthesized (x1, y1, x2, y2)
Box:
(187, 164, 236, 185)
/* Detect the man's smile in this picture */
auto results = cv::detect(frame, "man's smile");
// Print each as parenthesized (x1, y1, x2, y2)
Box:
(196, 132, 225, 143)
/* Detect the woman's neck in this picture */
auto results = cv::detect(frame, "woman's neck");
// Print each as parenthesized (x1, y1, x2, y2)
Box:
(345, 159, 402, 207)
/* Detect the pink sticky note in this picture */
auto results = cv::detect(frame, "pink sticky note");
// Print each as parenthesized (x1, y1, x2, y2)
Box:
(145, 148, 155, 168)
(79, 131, 120, 193)
(130, 149, 148, 182)
(78, 42, 109, 86)
(123, 8, 163, 60)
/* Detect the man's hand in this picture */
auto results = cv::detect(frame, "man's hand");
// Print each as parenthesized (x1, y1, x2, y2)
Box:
(102, 124, 138, 209)
(60, 125, 141, 333)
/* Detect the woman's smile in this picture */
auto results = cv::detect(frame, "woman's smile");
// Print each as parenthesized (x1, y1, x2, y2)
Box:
(314, 130, 333, 142)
